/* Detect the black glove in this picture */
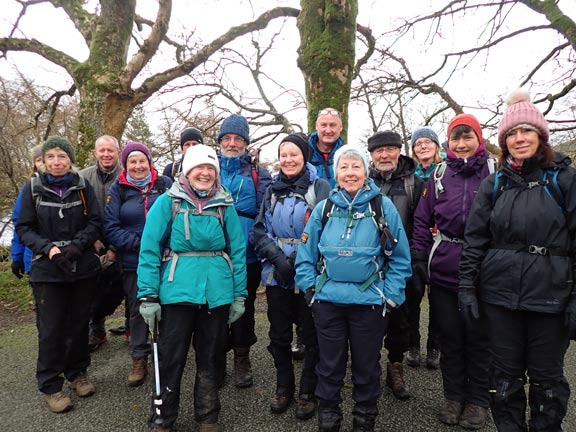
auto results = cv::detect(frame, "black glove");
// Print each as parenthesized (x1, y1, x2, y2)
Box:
(304, 287, 315, 306)
(564, 291, 576, 340)
(273, 256, 295, 286)
(52, 253, 74, 275)
(458, 286, 479, 323)
(11, 260, 25, 279)
(63, 244, 82, 261)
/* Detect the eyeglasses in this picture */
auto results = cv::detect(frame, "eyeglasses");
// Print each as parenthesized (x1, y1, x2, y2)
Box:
(221, 135, 246, 145)
(413, 139, 434, 148)
(318, 109, 340, 117)
(373, 146, 400, 155)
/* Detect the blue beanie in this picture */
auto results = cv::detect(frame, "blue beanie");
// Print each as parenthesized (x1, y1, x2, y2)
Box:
(217, 114, 250, 144)
(410, 127, 439, 149)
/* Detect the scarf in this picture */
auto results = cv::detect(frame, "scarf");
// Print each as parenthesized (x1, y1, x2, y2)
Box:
(45, 172, 74, 197)
(126, 172, 151, 189)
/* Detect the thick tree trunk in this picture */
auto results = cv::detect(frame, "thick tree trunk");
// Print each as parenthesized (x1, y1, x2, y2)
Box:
(297, 0, 358, 140)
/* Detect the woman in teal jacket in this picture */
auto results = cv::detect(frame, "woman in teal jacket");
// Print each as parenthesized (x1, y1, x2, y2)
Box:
(137, 144, 247, 432)
(296, 145, 411, 432)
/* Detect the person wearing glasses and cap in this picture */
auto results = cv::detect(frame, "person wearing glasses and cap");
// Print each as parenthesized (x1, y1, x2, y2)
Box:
(308, 108, 345, 188)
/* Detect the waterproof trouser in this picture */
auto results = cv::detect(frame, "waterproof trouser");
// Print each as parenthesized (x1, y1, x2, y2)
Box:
(266, 285, 318, 395)
(312, 302, 388, 404)
(123, 271, 150, 359)
(484, 302, 570, 432)
(148, 303, 229, 429)
(430, 285, 490, 407)
(405, 277, 439, 351)
(32, 279, 97, 394)
(229, 262, 260, 349)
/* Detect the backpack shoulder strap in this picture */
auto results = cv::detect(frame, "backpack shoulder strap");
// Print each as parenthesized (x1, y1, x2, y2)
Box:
(491, 172, 504, 208)
(544, 169, 565, 211)
(321, 198, 334, 229)
(487, 157, 497, 174)
(404, 174, 415, 211)
(250, 160, 259, 188)
(304, 181, 317, 209)
(433, 162, 447, 199)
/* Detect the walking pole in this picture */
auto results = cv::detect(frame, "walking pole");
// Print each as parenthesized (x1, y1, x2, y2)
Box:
(150, 317, 164, 426)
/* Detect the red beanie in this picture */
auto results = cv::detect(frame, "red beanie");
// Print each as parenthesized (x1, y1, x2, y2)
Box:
(447, 113, 483, 143)
(497, 89, 549, 148)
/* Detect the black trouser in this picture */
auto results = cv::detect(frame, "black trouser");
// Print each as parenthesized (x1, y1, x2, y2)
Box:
(266, 285, 318, 396)
(148, 304, 229, 428)
(229, 261, 260, 349)
(123, 272, 150, 358)
(406, 278, 439, 352)
(89, 263, 124, 336)
(312, 302, 388, 404)
(32, 279, 97, 394)
(429, 285, 490, 407)
(484, 302, 570, 432)
(384, 302, 410, 363)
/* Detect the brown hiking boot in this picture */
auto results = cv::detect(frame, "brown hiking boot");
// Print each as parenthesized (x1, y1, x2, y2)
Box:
(439, 399, 463, 425)
(88, 333, 107, 352)
(459, 403, 488, 430)
(128, 356, 148, 387)
(233, 348, 253, 388)
(295, 394, 317, 420)
(69, 373, 96, 397)
(198, 423, 220, 431)
(386, 362, 410, 400)
(44, 391, 73, 413)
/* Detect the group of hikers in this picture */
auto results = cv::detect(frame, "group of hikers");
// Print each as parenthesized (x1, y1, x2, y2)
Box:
(9, 88, 576, 432)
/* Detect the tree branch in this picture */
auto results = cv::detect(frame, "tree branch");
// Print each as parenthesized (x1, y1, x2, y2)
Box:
(0, 37, 79, 74)
(132, 6, 299, 104)
(50, 0, 96, 45)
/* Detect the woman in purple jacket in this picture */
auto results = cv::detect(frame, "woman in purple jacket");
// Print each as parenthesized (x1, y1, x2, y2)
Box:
(411, 114, 492, 430)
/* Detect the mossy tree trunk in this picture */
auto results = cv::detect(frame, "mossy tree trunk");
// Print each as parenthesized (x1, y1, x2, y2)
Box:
(296, 0, 358, 142)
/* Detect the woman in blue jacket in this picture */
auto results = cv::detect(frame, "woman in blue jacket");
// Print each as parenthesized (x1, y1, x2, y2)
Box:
(104, 141, 171, 387)
(137, 144, 247, 432)
(295, 145, 411, 432)
(251, 133, 330, 420)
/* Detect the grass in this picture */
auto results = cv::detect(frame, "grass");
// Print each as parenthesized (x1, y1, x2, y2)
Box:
(0, 261, 34, 313)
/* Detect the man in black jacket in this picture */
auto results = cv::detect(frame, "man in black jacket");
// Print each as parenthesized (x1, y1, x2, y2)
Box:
(368, 131, 425, 400)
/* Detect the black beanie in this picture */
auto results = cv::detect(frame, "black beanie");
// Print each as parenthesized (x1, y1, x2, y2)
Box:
(180, 127, 204, 149)
(367, 131, 402, 151)
(278, 132, 311, 164)
(42, 136, 75, 164)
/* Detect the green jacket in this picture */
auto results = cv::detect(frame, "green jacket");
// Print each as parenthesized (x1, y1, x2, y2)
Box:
(137, 182, 247, 307)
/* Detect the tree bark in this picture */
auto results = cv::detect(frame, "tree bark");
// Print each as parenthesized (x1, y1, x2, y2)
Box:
(297, 0, 358, 141)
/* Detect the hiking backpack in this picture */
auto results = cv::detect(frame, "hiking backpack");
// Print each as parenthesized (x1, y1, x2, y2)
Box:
(433, 158, 497, 199)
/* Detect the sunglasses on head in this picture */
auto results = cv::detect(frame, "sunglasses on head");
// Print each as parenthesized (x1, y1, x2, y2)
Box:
(318, 109, 340, 117)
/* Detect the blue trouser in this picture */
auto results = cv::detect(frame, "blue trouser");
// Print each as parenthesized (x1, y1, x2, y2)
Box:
(484, 302, 570, 432)
(430, 285, 490, 407)
(266, 285, 318, 395)
(32, 279, 97, 394)
(312, 302, 388, 404)
(148, 303, 229, 429)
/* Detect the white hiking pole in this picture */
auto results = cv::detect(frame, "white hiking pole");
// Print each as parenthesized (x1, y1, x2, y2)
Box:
(151, 317, 163, 425)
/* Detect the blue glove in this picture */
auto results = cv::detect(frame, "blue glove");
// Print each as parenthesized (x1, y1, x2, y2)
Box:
(228, 297, 245, 324)
(139, 300, 161, 329)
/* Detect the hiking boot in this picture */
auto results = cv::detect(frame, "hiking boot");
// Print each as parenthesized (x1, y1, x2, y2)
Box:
(295, 394, 317, 420)
(233, 348, 253, 388)
(270, 390, 294, 414)
(426, 348, 440, 370)
(406, 347, 420, 368)
(127, 356, 148, 387)
(386, 362, 410, 400)
(198, 423, 220, 431)
(108, 325, 127, 335)
(44, 391, 73, 413)
(352, 401, 378, 432)
(291, 341, 305, 361)
(88, 333, 107, 352)
(459, 403, 488, 430)
(69, 373, 96, 397)
(439, 399, 463, 425)
(318, 403, 342, 432)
